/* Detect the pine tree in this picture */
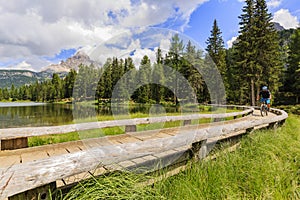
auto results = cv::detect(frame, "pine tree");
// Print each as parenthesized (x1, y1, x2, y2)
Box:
(167, 34, 185, 105)
(286, 28, 300, 103)
(64, 69, 77, 99)
(136, 55, 151, 103)
(152, 48, 165, 103)
(124, 57, 136, 101)
(253, 0, 282, 99)
(183, 41, 204, 102)
(102, 59, 113, 100)
(205, 19, 228, 103)
(235, 0, 257, 105)
(51, 73, 62, 101)
(206, 19, 227, 79)
(235, 0, 282, 105)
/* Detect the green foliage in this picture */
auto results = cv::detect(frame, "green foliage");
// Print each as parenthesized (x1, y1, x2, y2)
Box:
(205, 19, 227, 104)
(233, 0, 283, 105)
(59, 171, 162, 200)
(286, 28, 300, 103)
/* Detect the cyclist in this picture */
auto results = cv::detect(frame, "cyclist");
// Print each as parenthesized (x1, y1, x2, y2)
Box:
(257, 86, 271, 111)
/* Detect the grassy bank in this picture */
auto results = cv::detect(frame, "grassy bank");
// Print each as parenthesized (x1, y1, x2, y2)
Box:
(60, 115, 300, 200)
(276, 104, 300, 115)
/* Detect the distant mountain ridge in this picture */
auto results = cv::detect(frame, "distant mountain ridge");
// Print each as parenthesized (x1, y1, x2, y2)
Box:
(0, 69, 39, 88)
(0, 51, 98, 88)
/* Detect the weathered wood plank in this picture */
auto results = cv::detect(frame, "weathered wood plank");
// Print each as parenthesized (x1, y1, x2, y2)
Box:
(20, 151, 48, 163)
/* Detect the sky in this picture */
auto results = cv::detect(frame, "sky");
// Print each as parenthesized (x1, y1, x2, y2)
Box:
(0, 0, 299, 71)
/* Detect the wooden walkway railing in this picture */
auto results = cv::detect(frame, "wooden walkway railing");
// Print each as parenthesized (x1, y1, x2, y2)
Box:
(0, 105, 288, 199)
(0, 105, 253, 151)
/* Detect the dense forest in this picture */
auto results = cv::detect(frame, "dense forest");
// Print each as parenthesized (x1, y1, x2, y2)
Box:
(0, 0, 299, 106)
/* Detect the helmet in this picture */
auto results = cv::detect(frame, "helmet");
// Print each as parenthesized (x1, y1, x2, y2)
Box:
(262, 86, 268, 90)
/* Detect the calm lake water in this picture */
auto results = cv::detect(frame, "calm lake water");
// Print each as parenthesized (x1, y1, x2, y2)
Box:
(0, 102, 183, 128)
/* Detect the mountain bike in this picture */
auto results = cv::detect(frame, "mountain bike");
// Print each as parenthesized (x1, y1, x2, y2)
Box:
(260, 100, 268, 117)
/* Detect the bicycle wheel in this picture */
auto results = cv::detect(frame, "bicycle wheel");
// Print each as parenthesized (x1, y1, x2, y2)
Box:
(260, 104, 267, 117)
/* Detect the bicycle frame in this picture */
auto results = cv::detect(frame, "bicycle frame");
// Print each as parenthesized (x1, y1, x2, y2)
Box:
(260, 100, 268, 117)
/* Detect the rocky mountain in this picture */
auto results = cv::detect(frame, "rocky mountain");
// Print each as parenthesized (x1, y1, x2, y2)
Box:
(273, 22, 285, 32)
(0, 70, 39, 88)
(42, 51, 98, 73)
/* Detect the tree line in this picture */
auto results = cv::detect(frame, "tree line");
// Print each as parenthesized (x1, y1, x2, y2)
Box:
(0, 0, 299, 105)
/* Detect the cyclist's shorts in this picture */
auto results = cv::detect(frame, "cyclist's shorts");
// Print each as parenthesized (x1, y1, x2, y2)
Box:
(260, 98, 270, 104)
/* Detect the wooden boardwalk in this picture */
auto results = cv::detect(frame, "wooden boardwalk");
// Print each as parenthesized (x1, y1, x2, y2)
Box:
(0, 106, 288, 199)
(0, 111, 259, 169)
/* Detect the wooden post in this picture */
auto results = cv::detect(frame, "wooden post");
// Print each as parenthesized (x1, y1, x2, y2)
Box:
(125, 125, 136, 133)
(190, 140, 206, 160)
(1, 137, 28, 151)
(8, 182, 56, 200)
(183, 120, 191, 126)
(278, 119, 286, 126)
(268, 122, 278, 129)
(245, 127, 254, 134)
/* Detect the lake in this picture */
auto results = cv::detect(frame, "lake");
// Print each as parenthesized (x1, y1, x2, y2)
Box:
(0, 102, 185, 128)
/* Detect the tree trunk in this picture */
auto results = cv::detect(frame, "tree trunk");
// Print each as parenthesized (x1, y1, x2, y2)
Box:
(251, 78, 255, 106)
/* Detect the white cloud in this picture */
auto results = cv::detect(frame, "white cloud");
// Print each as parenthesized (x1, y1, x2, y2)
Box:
(0, 0, 207, 71)
(86, 28, 173, 67)
(267, 0, 282, 8)
(273, 9, 299, 29)
(227, 36, 238, 48)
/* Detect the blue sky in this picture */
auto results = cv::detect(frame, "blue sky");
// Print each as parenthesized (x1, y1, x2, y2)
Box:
(0, 0, 299, 71)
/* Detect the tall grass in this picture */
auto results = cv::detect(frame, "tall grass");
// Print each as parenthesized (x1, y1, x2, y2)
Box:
(60, 115, 300, 200)
(154, 115, 300, 199)
(57, 171, 164, 200)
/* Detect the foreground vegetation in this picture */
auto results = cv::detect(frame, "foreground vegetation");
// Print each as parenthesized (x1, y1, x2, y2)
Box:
(58, 114, 299, 199)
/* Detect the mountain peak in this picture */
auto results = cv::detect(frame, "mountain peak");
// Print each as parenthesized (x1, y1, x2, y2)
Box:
(41, 51, 98, 73)
(273, 22, 285, 31)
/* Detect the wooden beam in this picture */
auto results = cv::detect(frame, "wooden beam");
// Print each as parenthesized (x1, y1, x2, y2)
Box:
(1, 137, 28, 150)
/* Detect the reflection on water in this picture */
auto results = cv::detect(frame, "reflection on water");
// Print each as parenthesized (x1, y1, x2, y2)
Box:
(0, 103, 73, 128)
(0, 103, 190, 128)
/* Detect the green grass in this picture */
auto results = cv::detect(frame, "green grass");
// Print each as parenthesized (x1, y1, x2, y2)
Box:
(276, 104, 300, 115)
(55, 171, 163, 200)
(59, 115, 300, 200)
(153, 115, 300, 199)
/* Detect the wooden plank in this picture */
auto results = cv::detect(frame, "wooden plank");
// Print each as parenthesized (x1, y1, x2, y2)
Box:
(20, 151, 48, 163)
(8, 182, 56, 200)
(0, 155, 21, 168)
(46, 148, 69, 157)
